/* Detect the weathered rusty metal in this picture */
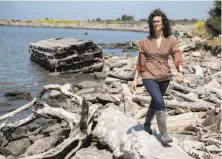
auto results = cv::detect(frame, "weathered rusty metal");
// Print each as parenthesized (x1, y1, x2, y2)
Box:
(29, 38, 104, 73)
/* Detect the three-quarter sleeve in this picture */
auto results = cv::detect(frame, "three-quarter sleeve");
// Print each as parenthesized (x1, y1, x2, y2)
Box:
(136, 42, 146, 72)
(171, 38, 182, 68)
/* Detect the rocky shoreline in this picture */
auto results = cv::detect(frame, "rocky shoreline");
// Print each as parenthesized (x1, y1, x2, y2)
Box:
(0, 20, 197, 33)
(0, 24, 221, 159)
(0, 20, 149, 32)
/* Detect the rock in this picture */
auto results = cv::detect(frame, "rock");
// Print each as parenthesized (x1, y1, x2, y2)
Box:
(4, 90, 32, 100)
(201, 59, 221, 70)
(76, 81, 98, 89)
(76, 87, 96, 96)
(102, 65, 110, 73)
(191, 51, 201, 57)
(94, 72, 107, 79)
(108, 68, 134, 80)
(72, 86, 79, 92)
(205, 145, 221, 153)
(96, 93, 118, 105)
(204, 79, 221, 89)
(192, 36, 203, 43)
(80, 93, 98, 102)
(183, 75, 205, 88)
(202, 109, 221, 132)
(0, 148, 14, 157)
(29, 134, 45, 142)
(105, 103, 121, 111)
(109, 94, 123, 104)
(5, 138, 31, 156)
(173, 137, 205, 155)
(109, 60, 126, 69)
(174, 107, 185, 115)
(22, 135, 60, 156)
(191, 64, 203, 76)
(15, 126, 29, 135)
(32, 118, 57, 128)
(0, 102, 11, 106)
(42, 123, 62, 136)
(0, 134, 3, 146)
(98, 42, 129, 49)
(0, 155, 6, 159)
(71, 145, 113, 159)
(49, 83, 72, 99)
(179, 43, 196, 52)
(100, 83, 122, 94)
(6, 156, 15, 159)
(107, 87, 122, 94)
(27, 124, 41, 132)
(104, 77, 127, 84)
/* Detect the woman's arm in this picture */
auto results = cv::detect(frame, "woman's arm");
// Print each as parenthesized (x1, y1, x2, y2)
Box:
(132, 42, 145, 91)
(133, 69, 139, 81)
(172, 50, 183, 73)
(171, 38, 184, 83)
(171, 39, 183, 73)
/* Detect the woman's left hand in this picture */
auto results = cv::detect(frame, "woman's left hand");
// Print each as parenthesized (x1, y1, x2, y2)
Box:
(176, 72, 184, 83)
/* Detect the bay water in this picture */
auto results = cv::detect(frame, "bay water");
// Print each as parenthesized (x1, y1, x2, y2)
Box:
(0, 26, 147, 117)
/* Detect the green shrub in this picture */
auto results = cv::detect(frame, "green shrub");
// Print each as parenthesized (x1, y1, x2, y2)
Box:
(206, 1, 221, 36)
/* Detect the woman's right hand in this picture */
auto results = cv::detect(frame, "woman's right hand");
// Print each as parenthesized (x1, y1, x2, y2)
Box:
(131, 80, 137, 92)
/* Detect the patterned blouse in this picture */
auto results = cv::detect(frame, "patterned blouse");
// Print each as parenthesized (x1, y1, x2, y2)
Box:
(136, 36, 182, 81)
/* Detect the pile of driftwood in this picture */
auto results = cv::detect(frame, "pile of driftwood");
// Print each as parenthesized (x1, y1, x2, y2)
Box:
(1, 31, 221, 158)
(0, 81, 193, 159)
(29, 38, 104, 73)
(0, 52, 221, 159)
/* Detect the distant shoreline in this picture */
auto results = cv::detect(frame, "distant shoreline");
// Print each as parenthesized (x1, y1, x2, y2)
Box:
(0, 21, 149, 33)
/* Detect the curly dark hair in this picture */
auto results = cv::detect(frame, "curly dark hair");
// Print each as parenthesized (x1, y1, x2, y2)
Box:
(148, 8, 171, 38)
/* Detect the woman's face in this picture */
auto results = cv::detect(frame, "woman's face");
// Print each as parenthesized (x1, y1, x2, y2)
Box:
(152, 16, 163, 31)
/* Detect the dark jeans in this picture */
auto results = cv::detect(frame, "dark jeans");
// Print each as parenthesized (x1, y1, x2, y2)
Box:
(143, 79, 170, 111)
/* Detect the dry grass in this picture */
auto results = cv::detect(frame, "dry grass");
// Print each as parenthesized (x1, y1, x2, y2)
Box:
(207, 37, 221, 48)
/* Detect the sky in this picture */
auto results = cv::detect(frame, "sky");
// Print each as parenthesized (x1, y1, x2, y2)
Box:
(0, 1, 214, 21)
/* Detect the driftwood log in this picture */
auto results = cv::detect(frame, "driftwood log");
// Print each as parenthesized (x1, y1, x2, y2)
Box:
(0, 84, 100, 159)
(93, 107, 193, 159)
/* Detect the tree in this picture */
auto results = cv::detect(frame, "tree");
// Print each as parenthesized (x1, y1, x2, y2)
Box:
(139, 18, 147, 21)
(121, 15, 128, 21)
(121, 15, 134, 21)
(191, 18, 198, 22)
(96, 18, 101, 21)
(127, 16, 134, 21)
(206, 1, 221, 36)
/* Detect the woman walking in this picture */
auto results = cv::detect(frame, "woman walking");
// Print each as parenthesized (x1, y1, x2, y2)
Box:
(131, 9, 184, 144)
